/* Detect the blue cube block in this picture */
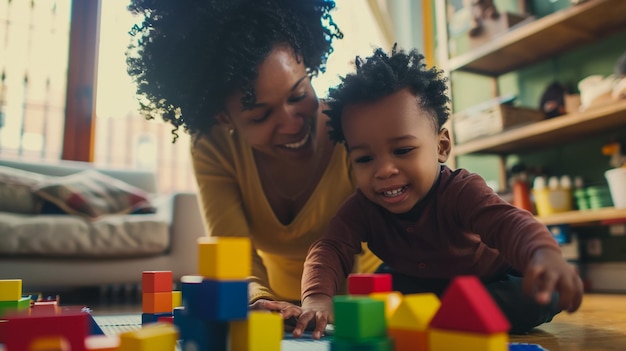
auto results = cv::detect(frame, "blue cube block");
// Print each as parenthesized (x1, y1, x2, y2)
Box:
(182, 277, 248, 321)
(176, 308, 228, 351)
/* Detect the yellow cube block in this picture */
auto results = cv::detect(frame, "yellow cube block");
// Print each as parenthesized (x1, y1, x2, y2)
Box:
(0, 279, 22, 301)
(230, 311, 282, 351)
(369, 291, 403, 321)
(171, 290, 182, 308)
(118, 323, 178, 351)
(388, 293, 440, 330)
(429, 329, 508, 351)
(197, 237, 251, 279)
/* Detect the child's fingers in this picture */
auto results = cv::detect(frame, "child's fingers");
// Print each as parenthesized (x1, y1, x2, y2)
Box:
(292, 312, 314, 338)
(522, 265, 543, 297)
(558, 274, 584, 312)
(312, 311, 329, 340)
(523, 265, 558, 305)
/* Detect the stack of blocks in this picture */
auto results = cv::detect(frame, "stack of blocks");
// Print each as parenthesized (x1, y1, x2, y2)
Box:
(341, 273, 511, 351)
(0, 280, 31, 318)
(141, 270, 182, 325)
(0, 276, 178, 350)
(0, 279, 30, 343)
(174, 236, 283, 351)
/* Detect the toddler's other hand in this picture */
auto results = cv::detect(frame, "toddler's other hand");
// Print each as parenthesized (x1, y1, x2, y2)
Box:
(523, 248, 584, 313)
(293, 294, 333, 340)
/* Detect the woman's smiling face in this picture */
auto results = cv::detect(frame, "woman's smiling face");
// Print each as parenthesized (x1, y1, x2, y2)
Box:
(342, 88, 450, 214)
(220, 44, 320, 162)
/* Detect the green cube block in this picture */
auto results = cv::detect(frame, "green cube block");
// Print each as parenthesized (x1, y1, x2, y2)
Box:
(333, 296, 386, 341)
(0, 297, 31, 317)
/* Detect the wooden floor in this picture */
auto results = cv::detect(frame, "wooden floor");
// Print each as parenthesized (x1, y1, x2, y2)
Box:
(81, 291, 626, 350)
(511, 293, 626, 351)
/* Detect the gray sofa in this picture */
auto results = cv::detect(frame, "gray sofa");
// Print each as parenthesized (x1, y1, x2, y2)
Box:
(0, 158, 205, 290)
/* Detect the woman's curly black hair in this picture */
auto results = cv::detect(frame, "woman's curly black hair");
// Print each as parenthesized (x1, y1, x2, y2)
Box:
(325, 45, 450, 144)
(126, 0, 341, 141)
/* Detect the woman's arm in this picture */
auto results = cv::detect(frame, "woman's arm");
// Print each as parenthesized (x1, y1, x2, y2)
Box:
(191, 133, 276, 302)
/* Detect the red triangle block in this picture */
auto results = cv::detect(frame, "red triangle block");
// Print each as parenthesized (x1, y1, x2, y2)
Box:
(429, 275, 510, 333)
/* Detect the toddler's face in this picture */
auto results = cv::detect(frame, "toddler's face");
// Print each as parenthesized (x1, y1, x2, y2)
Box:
(342, 88, 450, 214)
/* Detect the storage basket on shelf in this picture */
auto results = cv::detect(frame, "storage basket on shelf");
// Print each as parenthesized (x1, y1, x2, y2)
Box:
(453, 97, 544, 144)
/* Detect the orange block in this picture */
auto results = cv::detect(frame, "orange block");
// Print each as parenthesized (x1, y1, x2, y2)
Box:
(86, 335, 120, 350)
(388, 328, 428, 351)
(142, 292, 173, 314)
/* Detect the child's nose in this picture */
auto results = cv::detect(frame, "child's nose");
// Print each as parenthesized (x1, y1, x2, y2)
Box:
(374, 158, 399, 179)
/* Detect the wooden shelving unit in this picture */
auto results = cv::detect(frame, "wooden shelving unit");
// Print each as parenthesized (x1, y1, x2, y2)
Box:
(448, 0, 626, 76)
(435, 0, 626, 226)
(454, 99, 626, 155)
(538, 207, 626, 227)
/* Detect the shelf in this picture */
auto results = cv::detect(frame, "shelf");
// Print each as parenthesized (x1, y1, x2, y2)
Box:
(453, 99, 626, 155)
(447, 0, 626, 76)
(538, 207, 626, 226)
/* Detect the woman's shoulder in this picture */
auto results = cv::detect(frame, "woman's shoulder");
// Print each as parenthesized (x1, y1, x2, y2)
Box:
(191, 127, 251, 170)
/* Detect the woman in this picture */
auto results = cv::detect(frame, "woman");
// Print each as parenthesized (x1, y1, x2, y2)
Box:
(126, 0, 381, 316)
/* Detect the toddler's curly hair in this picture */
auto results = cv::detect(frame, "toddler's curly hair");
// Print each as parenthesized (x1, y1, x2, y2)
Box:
(325, 45, 450, 144)
(126, 0, 341, 141)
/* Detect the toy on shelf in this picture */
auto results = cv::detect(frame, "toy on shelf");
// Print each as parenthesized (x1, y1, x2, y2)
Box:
(602, 139, 626, 169)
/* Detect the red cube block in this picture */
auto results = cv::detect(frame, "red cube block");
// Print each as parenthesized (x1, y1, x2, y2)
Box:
(348, 273, 392, 295)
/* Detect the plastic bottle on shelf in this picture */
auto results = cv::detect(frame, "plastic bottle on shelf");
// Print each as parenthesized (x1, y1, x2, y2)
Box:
(512, 173, 533, 212)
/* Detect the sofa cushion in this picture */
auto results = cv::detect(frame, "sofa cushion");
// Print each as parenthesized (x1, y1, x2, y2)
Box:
(0, 210, 170, 257)
(33, 169, 156, 219)
(0, 166, 46, 214)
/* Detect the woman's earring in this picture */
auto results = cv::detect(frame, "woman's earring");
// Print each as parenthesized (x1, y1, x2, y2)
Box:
(228, 128, 235, 136)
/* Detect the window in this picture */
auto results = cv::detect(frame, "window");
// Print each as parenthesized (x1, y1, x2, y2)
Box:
(0, 0, 71, 161)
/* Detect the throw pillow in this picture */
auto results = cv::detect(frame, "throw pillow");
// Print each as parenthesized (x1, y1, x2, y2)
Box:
(0, 166, 47, 214)
(33, 169, 156, 219)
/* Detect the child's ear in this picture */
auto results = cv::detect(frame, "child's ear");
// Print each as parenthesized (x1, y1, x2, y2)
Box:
(437, 128, 451, 163)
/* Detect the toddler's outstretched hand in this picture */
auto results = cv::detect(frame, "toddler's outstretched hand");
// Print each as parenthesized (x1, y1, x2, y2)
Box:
(523, 248, 584, 312)
(292, 294, 333, 340)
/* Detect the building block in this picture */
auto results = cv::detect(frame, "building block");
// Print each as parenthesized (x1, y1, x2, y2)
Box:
(330, 336, 394, 351)
(196, 279, 248, 321)
(0, 279, 22, 301)
(157, 315, 174, 324)
(334, 296, 386, 341)
(388, 293, 440, 330)
(142, 291, 173, 314)
(197, 236, 251, 279)
(175, 307, 228, 351)
(229, 311, 283, 351)
(85, 335, 121, 350)
(387, 328, 427, 351)
(32, 300, 60, 313)
(429, 275, 510, 333)
(30, 336, 70, 351)
(4, 310, 89, 351)
(348, 273, 392, 295)
(172, 290, 182, 308)
(0, 297, 31, 317)
(369, 291, 403, 321)
(142, 271, 173, 293)
(0, 318, 7, 343)
(142, 312, 173, 325)
(118, 323, 178, 351)
(429, 328, 508, 351)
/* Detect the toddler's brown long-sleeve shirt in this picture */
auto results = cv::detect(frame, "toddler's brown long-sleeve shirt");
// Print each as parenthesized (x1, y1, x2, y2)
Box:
(302, 165, 561, 300)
